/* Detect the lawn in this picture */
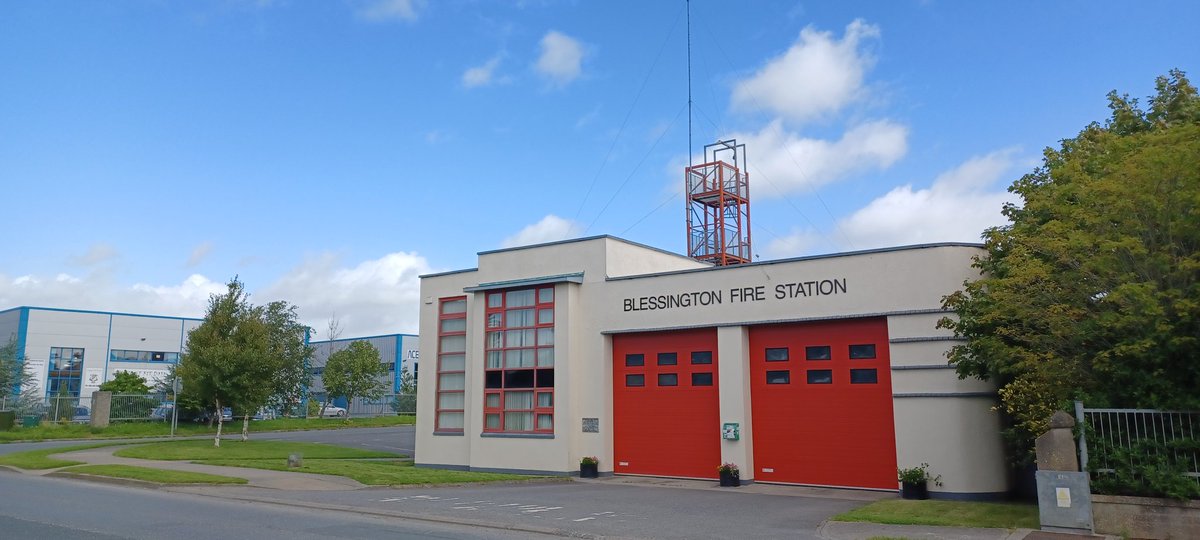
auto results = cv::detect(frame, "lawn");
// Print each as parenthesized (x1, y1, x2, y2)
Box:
(0, 442, 126, 470)
(116, 439, 543, 486)
(832, 499, 1039, 529)
(0, 414, 415, 443)
(60, 464, 248, 484)
(114, 439, 402, 460)
(198, 458, 545, 486)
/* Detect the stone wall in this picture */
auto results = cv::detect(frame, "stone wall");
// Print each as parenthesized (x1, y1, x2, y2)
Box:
(1092, 494, 1200, 539)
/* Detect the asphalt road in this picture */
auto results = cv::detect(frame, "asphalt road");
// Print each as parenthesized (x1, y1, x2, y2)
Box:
(256, 425, 414, 456)
(170, 478, 864, 539)
(0, 472, 545, 540)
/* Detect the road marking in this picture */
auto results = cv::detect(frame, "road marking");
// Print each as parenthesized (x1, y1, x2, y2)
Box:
(452, 506, 477, 510)
(573, 517, 595, 522)
(379, 497, 406, 502)
(498, 503, 520, 507)
(593, 512, 615, 515)
(522, 506, 562, 513)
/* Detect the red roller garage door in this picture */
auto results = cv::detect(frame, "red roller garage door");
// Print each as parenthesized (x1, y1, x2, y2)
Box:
(613, 328, 720, 479)
(749, 318, 897, 489)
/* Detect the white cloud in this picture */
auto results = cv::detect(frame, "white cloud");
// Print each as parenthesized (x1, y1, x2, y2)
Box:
(261, 251, 432, 337)
(763, 150, 1018, 258)
(186, 241, 214, 267)
(462, 56, 503, 88)
(0, 272, 224, 319)
(358, 0, 424, 22)
(729, 118, 908, 194)
(2, 250, 435, 337)
(535, 31, 585, 87)
(501, 215, 583, 248)
(258, 249, 432, 336)
(731, 19, 879, 124)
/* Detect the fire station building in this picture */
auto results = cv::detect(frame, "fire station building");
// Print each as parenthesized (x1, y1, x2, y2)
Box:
(414, 235, 1008, 499)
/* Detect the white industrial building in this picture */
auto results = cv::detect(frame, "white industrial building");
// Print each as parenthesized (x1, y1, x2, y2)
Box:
(0, 307, 201, 400)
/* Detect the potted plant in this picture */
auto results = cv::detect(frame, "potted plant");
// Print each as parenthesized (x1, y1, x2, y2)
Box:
(897, 463, 942, 500)
(717, 462, 740, 487)
(579, 456, 599, 478)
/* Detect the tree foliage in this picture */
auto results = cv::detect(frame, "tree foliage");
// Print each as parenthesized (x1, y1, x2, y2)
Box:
(939, 69, 1200, 462)
(322, 340, 388, 417)
(178, 278, 312, 445)
(99, 371, 151, 394)
(0, 337, 38, 413)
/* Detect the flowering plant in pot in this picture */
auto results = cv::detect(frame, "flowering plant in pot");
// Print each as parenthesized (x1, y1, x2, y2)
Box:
(579, 456, 599, 478)
(717, 462, 740, 487)
(897, 463, 941, 500)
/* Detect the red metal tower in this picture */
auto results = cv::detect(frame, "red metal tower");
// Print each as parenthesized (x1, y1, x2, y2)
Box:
(686, 139, 752, 266)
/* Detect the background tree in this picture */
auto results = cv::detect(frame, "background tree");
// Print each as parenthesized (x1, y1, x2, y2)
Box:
(322, 340, 387, 419)
(98, 371, 150, 394)
(317, 317, 342, 417)
(178, 278, 311, 445)
(940, 69, 1200, 462)
(0, 337, 38, 413)
(391, 365, 417, 415)
(263, 301, 313, 417)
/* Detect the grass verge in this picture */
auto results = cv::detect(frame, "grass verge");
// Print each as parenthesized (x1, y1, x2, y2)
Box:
(59, 464, 248, 484)
(198, 458, 543, 486)
(114, 439, 402, 460)
(0, 442, 126, 470)
(0, 415, 415, 443)
(832, 499, 1038, 529)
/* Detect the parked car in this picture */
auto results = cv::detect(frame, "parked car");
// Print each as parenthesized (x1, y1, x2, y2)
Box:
(72, 406, 90, 424)
(150, 403, 173, 421)
(193, 407, 233, 423)
(320, 406, 348, 418)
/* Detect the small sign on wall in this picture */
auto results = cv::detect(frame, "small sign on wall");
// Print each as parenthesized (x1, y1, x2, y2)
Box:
(722, 422, 740, 440)
(582, 417, 599, 433)
(84, 368, 104, 388)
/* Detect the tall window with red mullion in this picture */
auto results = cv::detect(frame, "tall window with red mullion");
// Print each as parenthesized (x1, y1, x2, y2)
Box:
(483, 286, 554, 433)
(435, 296, 467, 432)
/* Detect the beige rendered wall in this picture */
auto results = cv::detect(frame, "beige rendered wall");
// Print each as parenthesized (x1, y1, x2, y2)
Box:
(417, 242, 1008, 494)
(887, 311, 1008, 497)
(716, 326, 754, 479)
(415, 269, 478, 469)
(604, 237, 708, 278)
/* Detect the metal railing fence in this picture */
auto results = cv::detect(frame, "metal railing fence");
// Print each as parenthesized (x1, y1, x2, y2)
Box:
(1076, 401, 1200, 488)
(310, 393, 416, 418)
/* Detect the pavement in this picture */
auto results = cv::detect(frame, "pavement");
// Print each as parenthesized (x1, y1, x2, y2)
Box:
(4, 442, 1119, 540)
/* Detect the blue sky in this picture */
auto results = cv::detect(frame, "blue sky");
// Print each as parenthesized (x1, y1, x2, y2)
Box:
(2, 0, 1196, 336)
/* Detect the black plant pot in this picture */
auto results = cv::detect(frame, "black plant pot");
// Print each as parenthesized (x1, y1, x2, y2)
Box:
(580, 463, 598, 478)
(900, 481, 929, 500)
(719, 470, 740, 487)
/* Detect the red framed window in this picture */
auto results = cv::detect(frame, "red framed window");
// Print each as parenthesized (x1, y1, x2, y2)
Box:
(483, 286, 554, 433)
(435, 296, 467, 432)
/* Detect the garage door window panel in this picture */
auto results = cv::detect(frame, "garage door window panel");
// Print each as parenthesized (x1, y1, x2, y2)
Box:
(849, 344, 876, 359)
(484, 286, 555, 434)
(805, 346, 831, 360)
(850, 368, 878, 384)
(807, 369, 833, 384)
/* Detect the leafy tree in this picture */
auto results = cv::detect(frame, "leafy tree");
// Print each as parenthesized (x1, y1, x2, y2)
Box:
(262, 301, 313, 418)
(99, 371, 150, 394)
(391, 365, 417, 415)
(178, 278, 312, 445)
(0, 337, 37, 408)
(322, 340, 388, 419)
(939, 69, 1200, 463)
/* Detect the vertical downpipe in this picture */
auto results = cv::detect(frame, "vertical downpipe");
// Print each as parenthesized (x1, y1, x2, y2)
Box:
(1074, 400, 1088, 473)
